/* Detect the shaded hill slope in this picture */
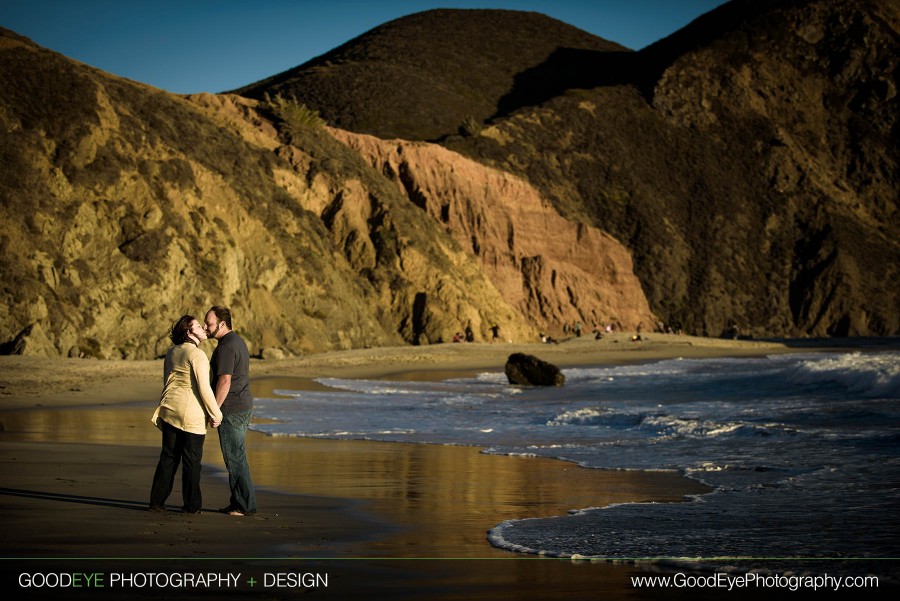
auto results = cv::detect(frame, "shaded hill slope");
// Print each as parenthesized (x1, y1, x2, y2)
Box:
(443, 0, 899, 337)
(234, 9, 627, 141)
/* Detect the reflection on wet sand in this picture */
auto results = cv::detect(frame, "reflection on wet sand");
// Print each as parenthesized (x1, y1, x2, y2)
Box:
(245, 435, 709, 557)
(1, 402, 709, 558)
(0, 405, 159, 446)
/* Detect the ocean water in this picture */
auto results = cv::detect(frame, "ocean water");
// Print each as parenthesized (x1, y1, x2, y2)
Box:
(252, 350, 900, 576)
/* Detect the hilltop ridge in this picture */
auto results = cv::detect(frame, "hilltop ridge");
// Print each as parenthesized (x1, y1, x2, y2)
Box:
(235, 9, 627, 141)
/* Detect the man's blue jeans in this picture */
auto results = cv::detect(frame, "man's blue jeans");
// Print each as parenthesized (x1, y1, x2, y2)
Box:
(218, 409, 257, 514)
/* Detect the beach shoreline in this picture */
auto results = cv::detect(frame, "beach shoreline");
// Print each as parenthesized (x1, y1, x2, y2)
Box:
(2, 335, 896, 599)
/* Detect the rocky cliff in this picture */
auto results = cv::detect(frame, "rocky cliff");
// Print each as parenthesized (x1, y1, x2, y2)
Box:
(0, 26, 647, 358)
(241, 0, 898, 338)
(328, 129, 655, 333)
(443, 0, 899, 337)
(2, 0, 898, 360)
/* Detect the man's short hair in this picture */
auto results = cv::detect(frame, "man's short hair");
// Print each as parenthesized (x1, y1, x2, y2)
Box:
(208, 305, 232, 329)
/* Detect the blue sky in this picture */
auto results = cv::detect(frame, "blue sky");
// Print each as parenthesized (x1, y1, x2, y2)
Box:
(1, 0, 728, 94)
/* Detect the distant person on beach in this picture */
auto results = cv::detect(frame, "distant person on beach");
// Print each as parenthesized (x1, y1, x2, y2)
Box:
(464, 324, 474, 342)
(490, 323, 500, 342)
(149, 315, 223, 514)
(205, 305, 257, 517)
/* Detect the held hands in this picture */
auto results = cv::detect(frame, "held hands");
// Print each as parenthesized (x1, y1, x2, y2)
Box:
(210, 417, 221, 428)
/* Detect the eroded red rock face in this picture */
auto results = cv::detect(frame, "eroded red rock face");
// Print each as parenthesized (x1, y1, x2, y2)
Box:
(330, 129, 657, 333)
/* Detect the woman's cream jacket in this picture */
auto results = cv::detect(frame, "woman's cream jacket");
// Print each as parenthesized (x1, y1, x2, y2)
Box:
(151, 342, 223, 435)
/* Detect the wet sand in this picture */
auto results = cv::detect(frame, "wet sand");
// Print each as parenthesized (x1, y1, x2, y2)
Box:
(4, 335, 879, 599)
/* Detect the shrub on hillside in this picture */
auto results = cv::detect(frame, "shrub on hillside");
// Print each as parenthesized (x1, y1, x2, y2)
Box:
(263, 93, 325, 129)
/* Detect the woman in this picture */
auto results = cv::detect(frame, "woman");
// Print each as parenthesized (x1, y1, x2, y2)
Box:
(149, 315, 223, 513)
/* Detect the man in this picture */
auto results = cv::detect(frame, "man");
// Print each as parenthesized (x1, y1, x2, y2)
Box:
(205, 305, 257, 516)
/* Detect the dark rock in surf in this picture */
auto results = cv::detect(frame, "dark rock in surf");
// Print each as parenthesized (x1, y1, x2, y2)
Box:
(504, 353, 565, 387)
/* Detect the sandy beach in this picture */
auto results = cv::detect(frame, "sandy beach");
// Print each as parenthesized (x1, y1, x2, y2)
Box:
(2, 334, 894, 599)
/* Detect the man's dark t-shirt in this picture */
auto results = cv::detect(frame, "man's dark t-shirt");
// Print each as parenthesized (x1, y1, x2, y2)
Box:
(210, 331, 252, 413)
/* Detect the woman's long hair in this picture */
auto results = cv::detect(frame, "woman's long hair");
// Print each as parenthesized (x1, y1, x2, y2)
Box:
(170, 315, 197, 345)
